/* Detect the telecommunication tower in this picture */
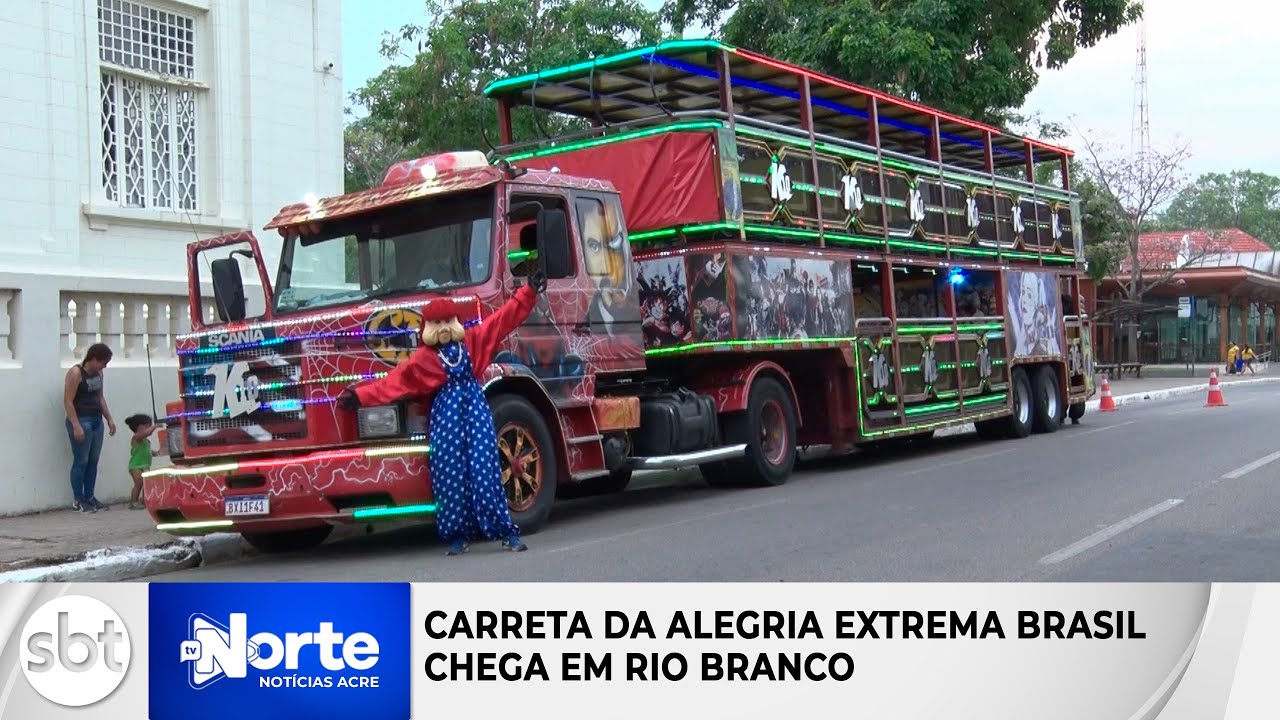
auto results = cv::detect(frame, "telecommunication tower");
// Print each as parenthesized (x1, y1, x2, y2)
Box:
(1131, 15, 1150, 176)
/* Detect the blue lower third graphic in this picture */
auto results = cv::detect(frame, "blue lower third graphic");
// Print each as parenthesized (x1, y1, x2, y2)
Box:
(150, 583, 410, 720)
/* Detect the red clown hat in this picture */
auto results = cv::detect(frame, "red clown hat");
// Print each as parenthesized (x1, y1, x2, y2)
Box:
(421, 298, 459, 323)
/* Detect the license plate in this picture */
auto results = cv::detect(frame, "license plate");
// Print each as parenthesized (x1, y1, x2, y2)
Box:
(225, 495, 269, 517)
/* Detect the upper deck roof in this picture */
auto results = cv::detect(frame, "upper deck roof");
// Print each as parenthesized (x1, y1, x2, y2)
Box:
(483, 39, 1073, 173)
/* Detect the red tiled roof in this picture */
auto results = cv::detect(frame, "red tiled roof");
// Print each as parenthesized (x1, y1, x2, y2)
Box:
(1122, 228, 1271, 271)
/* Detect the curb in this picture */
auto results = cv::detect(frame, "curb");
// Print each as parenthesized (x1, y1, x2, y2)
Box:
(934, 376, 1280, 439)
(0, 534, 252, 583)
(1083, 375, 1280, 411)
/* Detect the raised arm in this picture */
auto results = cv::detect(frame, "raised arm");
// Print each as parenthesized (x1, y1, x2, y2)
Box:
(468, 282, 540, 369)
(351, 348, 444, 408)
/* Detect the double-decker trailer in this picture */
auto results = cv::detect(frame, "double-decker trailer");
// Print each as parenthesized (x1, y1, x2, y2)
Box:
(143, 40, 1095, 553)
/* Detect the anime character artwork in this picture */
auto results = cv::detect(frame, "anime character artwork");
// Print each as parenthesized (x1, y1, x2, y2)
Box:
(731, 255, 852, 340)
(1006, 270, 1063, 357)
(636, 257, 692, 347)
(687, 252, 732, 342)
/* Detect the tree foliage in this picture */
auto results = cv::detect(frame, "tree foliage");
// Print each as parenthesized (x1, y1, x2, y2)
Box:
(346, 0, 663, 192)
(1076, 137, 1221, 309)
(666, 0, 1142, 124)
(1155, 170, 1280, 247)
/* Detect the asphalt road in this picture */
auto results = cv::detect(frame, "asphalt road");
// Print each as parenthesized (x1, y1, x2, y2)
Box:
(160, 381, 1280, 582)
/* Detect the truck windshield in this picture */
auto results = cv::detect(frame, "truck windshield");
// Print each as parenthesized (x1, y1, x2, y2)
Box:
(273, 188, 495, 314)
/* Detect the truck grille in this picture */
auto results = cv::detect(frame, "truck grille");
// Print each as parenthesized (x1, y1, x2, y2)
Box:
(180, 341, 309, 448)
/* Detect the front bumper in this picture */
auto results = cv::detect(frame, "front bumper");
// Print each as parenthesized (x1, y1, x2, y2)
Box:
(142, 444, 435, 535)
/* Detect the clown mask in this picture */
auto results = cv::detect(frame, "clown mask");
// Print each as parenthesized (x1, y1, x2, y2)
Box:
(419, 298, 467, 347)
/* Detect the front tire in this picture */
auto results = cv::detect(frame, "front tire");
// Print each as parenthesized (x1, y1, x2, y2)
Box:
(491, 394, 558, 534)
(241, 525, 332, 554)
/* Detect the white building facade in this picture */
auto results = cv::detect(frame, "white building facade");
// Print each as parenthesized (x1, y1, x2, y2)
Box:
(0, 0, 343, 515)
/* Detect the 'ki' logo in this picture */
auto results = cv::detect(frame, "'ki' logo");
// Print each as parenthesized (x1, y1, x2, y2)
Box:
(840, 173, 864, 214)
(768, 158, 792, 203)
(908, 186, 926, 223)
(965, 196, 980, 229)
(1012, 203, 1025, 235)
(206, 362, 260, 418)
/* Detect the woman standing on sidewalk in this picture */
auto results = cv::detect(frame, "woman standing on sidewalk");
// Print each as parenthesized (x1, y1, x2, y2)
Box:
(63, 343, 116, 513)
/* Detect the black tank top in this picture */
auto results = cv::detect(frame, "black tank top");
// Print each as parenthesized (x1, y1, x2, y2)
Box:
(73, 364, 103, 418)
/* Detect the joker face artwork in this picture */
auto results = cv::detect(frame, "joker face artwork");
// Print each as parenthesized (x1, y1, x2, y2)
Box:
(1006, 270, 1062, 358)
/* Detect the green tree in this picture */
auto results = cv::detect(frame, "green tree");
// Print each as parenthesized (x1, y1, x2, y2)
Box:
(347, 0, 664, 179)
(1156, 170, 1280, 246)
(666, 0, 1142, 125)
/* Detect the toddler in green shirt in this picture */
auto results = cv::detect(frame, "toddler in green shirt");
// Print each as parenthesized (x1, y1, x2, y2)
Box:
(125, 414, 159, 510)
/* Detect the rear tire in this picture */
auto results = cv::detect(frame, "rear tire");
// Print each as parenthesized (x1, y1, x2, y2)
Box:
(241, 525, 332, 554)
(1007, 367, 1035, 439)
(1032, 366, 1064, 434)
(491, 394, 558, 534)
(704, 376, 797, 488)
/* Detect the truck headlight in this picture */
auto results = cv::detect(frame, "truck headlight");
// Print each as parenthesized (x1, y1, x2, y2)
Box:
(358, 405, 403, 438)
(166, 425, 184, 457)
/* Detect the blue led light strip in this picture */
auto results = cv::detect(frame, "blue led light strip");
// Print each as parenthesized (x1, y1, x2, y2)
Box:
(644, 54, 1023, 159)
(181, 329, 417, 356)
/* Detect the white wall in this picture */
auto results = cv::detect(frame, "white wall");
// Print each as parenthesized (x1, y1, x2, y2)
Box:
(0, 0, 343, 515)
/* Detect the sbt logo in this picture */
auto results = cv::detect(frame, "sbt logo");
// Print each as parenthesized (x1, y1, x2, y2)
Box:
(20, 595, 132, 707)
(182, 613, 380, 689)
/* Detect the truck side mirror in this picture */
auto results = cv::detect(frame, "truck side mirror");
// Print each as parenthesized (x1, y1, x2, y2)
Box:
(535, 208, 572, 280)
(210, 257, 247, 322)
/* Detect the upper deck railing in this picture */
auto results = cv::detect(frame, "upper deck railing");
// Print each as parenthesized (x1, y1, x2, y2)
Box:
(485, 39, 1083, 266)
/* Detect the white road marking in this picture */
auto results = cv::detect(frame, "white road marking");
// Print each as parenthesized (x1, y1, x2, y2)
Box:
(545, 498, 788, 554)
(1038, 499, 1184, 565)
(1222, 450, 1280, 480)
(1068, 419, 1136, 437)
(900, 448, 1013, 477)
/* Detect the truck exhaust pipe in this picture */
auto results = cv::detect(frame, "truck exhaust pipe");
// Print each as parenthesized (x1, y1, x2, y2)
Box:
(627, 444, 748, 470)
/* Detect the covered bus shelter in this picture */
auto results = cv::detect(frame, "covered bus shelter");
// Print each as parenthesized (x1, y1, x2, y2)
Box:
(1098, 230, 1280, 365)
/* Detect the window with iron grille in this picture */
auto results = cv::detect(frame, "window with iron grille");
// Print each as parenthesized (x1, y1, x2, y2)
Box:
(97, 0, 200, 211)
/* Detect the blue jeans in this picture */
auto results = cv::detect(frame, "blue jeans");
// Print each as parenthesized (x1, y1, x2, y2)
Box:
(67, 416, 104, 503)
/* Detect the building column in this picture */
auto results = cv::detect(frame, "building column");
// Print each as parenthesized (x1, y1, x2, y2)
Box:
(1218, 294, 1230, 360)
(1240, 299, 1249, 349)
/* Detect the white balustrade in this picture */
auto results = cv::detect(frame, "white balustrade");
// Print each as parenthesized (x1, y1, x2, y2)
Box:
(60, 291, 196, 363)
(0, 289, 14, 361)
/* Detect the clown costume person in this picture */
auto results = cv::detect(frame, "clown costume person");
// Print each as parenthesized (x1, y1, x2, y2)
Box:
(339, 272, 546, 555)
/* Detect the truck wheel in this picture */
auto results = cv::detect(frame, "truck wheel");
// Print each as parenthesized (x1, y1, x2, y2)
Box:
(1031, 366, 1064, 434)
(492, 394, 557, 534)
(1068, 402, 1086, 424)
(712, 376, 797, 487)
(558, 469, 631, 499)
(1006, 367, 1035, 439)
(241, 525, 332, 554)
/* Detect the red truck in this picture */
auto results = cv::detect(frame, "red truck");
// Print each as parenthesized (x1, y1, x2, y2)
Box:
(144, 40, 1095, 552)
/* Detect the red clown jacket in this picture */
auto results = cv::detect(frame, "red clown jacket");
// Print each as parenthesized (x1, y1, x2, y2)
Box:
(353, 284, 539, 407)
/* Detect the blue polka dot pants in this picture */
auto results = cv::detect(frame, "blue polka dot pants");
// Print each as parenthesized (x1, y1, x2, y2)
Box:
(429, 343, 520, 545)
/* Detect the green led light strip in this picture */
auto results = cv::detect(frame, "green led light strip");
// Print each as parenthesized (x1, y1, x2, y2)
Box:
(484, 39, 730, 96)
(852, 347, 1012, 439)
(503, 120, 724, 162)
(351, 503, 437, 520)
(736, 125, 1073, 202)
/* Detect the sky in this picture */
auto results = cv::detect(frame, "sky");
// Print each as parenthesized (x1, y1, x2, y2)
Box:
(339, 0, 1279, 180)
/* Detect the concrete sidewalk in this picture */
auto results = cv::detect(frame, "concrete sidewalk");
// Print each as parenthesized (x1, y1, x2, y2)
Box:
(0, 505, 249, 581)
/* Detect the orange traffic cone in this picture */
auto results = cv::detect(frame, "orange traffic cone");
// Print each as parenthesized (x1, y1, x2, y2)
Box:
(1205, 370, 1227, 407)
(1098, 373, 1117, 412)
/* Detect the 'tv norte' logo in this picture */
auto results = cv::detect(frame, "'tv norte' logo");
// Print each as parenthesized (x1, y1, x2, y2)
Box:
(181, 612, 381, 689)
